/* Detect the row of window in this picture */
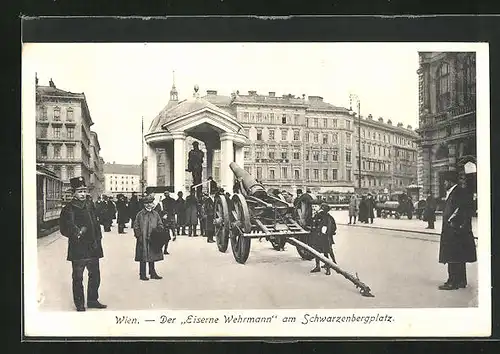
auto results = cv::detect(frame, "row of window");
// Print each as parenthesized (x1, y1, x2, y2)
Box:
(39, 142, 76, 159)
(249, 128, 352, 145)
(244, 148, 350, 163)
(239, 111, 351, 130)
(38, 126, 75, 139)
(109, 187, 139, 192)
(107, 175, 138, 180)
(47, 165, 75, 180)
(247, 166, 350, 182)
(38, 106, 74, 122)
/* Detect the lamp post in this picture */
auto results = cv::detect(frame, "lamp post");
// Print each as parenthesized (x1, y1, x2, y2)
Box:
(349, 93, 362, 191)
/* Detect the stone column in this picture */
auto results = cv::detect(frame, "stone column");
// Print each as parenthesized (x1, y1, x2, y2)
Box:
(164, 143, 172, 187)
(220, 133, 235, 192)
(173, 132, 186, 194)
(234, 145, 244, 170)
(146, 144, 157, 187)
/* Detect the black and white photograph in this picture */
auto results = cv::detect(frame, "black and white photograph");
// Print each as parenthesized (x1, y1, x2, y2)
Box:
(22, 41, 490, 337)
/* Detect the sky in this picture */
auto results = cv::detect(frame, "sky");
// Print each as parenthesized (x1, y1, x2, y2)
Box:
(23, 42, 421, 165)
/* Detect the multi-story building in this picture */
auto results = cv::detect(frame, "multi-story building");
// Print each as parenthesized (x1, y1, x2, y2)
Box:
(35, 78, 100, 197)
(103, 162, 142, 198)
(204, 90, 418, 195)
(89, 131, 105, 199)
(416, 52, 476, 199)
(353, 115, 419, 194)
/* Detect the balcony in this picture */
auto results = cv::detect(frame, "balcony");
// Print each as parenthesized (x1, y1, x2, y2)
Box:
(419, 101, 475, 129)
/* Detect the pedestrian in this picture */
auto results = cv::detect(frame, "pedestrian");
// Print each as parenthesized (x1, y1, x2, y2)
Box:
(158, 191, 177, 254)
(116, 194, 129, 234)
(128, 192, 141, 226)
(175, 191, 187, 236)
(310, 203, 337, 276)
(108, 196, 117, 226)
(100, 195, 113, 232)
(133, 194, 165, 281)
(348, 194, 359, 225)
(438, 170, 477, 290)
(208, 176, 218, 195)
(366, 193, 375, 224)
(203, 190, 216, 243)
(198, 195, 206, 237)
(59, 176, 107, 312)
(358, 195, 368, 223)
(423, 192, 437, 229)
(185, 187, 198, 236)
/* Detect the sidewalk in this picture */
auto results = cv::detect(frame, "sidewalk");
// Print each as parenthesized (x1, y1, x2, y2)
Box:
(329, 210, 478, 238)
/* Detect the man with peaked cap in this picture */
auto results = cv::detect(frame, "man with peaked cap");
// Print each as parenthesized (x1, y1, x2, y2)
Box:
(438, 170, 477, 290)
(202, 188, 216, 243)
(59, 176, 107, 311)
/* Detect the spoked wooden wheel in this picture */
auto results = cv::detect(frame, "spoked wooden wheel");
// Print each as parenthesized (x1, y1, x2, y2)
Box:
(214, 194, 230, 253)
(230, 193, 251, 264)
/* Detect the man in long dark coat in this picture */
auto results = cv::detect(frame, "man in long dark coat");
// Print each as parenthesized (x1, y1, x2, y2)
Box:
(185, 187, 199, 236)
(423, 192, 437, 229)
(310, 203, 337, 275)
(59, 176, 107, 311)
(99, 195, 114, 232)
(203, 191, 216, 243)
(116, 195, 129, 234)
(366, 193, 375, 224)
(128, 192, 141, 226)
(438, 170, 477, 290)
(175, 191, 187, 235)
(158, 191, 177, 254)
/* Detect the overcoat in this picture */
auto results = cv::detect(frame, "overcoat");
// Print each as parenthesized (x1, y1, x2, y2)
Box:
(175, 197, 186, 225)
(59, 198, 104, 261)
(366, 197, 375, 218)
(348, 196, 359, 217)
(203, 197, 216, 232)
(161, 196, 177, 227)
(185, 195, 198, 226)
(423, 196, 437, 222)
(439, 185, 477, 264)
(310, 210, 336, 253)
(116, 199, 129, 224)
(133, 208, 165, 262)
(358, 198, 368, 222)
(127, 196, 141, 222)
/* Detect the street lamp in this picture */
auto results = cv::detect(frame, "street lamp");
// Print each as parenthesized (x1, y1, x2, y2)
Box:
(349, 93, 362, 191)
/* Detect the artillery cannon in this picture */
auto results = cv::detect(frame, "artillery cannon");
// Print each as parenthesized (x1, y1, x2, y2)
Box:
(213, 162, 374, 297)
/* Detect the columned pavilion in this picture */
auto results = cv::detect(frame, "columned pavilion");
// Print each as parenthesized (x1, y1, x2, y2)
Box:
(144, 86, 249, 194)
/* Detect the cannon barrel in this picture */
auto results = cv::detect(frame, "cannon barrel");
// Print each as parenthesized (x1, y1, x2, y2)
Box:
(229, 162, 267, 198)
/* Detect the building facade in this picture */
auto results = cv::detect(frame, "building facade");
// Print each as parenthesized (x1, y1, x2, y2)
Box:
(103, 162, 142, 197)
(35, 78, 102, 198)
(89, 132, 105, 199)
(416, 52, 476, 199)
(204, 90, 418, 195)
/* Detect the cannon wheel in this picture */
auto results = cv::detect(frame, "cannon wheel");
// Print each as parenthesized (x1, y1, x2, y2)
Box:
(214, 194, 230, 253)
(231, 193, 252, 264)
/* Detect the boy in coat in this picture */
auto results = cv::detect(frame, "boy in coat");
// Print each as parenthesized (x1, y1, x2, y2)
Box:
(310, 203, 337, 276)
(59, 176, 107, 311)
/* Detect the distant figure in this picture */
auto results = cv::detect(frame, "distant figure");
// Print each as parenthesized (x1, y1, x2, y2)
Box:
(116, 195, 128, 234)
(208, 176, 218, 195)
(203, 190, 216, 243)
(128, 192, 141, 226)
(423, 192, 437, 229)
(185, 187, 199, 237)
(348, 194, 359, 225)
(175, 191, 187, 236)
(358, 196, 368, 223)
(438, 170, 477, 290)
(366, 193, 375, 224)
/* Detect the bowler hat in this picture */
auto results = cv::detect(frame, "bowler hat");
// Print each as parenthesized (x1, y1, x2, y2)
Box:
(70, 176, 86, 190)
(443, 170, 458, 183)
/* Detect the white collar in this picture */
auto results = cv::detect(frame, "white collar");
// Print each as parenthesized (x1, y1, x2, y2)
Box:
(445, 184, 458, 200)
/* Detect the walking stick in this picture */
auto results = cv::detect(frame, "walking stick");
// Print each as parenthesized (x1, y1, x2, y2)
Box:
(287, 237, 375, 297)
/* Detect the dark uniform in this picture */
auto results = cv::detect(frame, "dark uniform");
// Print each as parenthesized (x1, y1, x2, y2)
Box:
(59, 177, 106, 311)
(156, 193, 176, 254)
(175, 191, 187, 235)
(310, 203, 337, 275)
(128, 193, 141, 226)
(438, 170, 477, 290)
(203, 195, 216, 243)
(116, 195, 129, 234)
(423, 194, 437, 229)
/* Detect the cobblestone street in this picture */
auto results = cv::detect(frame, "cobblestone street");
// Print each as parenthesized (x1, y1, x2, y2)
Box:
(36, 221, 478, 312)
